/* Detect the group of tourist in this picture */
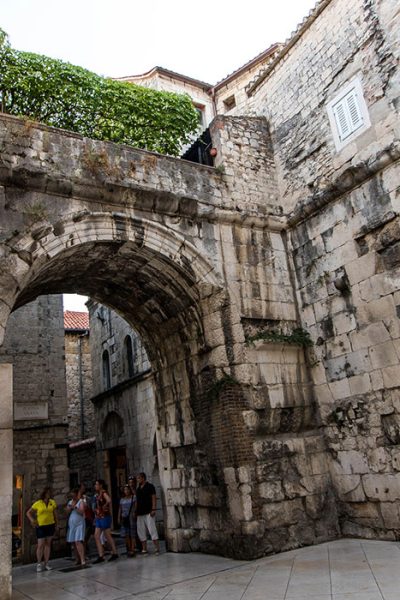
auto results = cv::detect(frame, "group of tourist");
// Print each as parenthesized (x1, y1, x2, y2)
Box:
(25, 472, 159, 572)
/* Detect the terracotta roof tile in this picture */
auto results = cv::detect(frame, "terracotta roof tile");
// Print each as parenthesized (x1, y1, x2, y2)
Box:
(64, 310, 89, 330)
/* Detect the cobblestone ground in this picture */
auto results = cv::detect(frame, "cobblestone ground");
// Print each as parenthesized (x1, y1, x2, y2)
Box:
(12, 539, 400, 600)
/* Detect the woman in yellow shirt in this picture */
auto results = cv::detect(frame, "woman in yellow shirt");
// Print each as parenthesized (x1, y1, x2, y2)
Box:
(26, 487, 58, 572)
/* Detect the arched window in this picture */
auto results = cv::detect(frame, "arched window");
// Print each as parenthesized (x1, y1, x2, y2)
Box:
(102, 349, 111, 390)
(125, 335, 135, 378)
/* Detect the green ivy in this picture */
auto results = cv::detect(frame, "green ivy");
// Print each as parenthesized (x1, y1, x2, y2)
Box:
(0, 28, 199, 156)
(246, 328, 313, 347)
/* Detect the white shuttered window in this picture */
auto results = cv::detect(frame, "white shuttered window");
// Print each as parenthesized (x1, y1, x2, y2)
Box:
(327, 77, 371, 151)
(332, 88, 363, 141)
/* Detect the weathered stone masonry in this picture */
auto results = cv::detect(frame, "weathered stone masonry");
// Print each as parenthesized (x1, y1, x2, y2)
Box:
(0, 296, 69, 565)
(238, 0, 400, 541)
(0, 0, 399, 597)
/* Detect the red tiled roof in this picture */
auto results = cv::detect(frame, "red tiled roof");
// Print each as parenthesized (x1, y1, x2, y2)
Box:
(64, 310, 89, 330)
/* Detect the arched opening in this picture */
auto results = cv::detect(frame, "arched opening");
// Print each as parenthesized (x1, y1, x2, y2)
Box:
(124, 335, 135, 378)
(1, 212, 248, 570)
(102, 349, 111, 390)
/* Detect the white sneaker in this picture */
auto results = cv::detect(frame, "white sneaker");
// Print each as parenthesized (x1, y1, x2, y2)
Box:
(44, 564, 52, 571)
(36, 563, 43, 572)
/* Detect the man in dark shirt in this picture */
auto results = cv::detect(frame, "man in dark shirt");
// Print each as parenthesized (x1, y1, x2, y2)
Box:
(136, 472, 160, 554)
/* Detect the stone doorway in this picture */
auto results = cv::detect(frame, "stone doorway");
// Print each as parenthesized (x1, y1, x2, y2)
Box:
(108, 446, 127, 527)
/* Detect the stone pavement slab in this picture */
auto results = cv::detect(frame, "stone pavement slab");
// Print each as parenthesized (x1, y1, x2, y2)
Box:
(12, 539, 400, 600)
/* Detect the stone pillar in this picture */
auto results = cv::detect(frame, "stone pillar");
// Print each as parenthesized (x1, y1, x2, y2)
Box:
(0, 364, 13, 600)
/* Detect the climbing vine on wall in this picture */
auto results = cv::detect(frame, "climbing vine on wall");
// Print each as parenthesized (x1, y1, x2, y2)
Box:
(0, 28, 199, 156)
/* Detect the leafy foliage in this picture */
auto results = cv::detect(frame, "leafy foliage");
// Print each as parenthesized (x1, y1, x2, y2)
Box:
(246, 328, 313, 347)
(0, 28, 199, 155)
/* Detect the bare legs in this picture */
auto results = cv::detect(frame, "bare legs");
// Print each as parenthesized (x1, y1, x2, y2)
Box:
(74, 541, 85, 565)
(94, 527, 117, 557)
(36, 537, 53, 568)
(43, 539, 52, 564)
(36, 539, 45, 563)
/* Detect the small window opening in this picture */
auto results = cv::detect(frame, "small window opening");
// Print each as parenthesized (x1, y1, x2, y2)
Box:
(102, 349, 111, 390)
(125, 335, 135, 378)
(223, 94, 236, 111)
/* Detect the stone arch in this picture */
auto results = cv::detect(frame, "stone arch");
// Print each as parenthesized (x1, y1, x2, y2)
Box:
(11, 212, 222, 305)
(101, 411, 124, 447)
(2, 209, 252, 559)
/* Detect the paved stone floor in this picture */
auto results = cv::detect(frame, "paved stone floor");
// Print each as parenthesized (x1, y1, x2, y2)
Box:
(12, 539, 400, 600)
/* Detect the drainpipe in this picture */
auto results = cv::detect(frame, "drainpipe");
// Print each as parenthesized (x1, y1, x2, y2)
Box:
(209, 86, 217, 120)
(78, 332, 88, 440)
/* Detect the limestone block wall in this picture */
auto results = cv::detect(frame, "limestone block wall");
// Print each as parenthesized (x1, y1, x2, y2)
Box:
(0, 295, 68, 421)
(65, 332, 94, 441)
(236, 0, 400, 541)
(204, 116, 336, 554)
(92, 374, 162, 522)
(247, 0, 400, 214)
(213, 45, 282, 117)
(0, 295, 69, 563)
(13, 427, 69, 562)
(88, 301, 150, 397)
(68, 440, 97, 490)
(210, 116, 281, 216)
(290, 165, 400, 538)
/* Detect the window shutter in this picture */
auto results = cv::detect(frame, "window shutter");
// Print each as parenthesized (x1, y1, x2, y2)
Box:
(333, 88, 364, 142)
(327, 77, 370, 151)
(346, 90, 363, 130)
(333, 101, 351, 141)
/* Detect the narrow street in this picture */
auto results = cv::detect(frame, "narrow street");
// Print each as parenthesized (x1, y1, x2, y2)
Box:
(12, 539, 400, 600)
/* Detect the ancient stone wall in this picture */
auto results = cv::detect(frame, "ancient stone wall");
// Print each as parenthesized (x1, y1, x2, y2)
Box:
(88, 301, 162, 523)
(0, 295, 69, 563)
(213, 45, 282, 117)
(290, 166, 400, 539)
(65, 331, 94, 441)
(246, 0, 399, 214)
(88, 301, 150, 397)
(13, 426, 69, 562)
(242, 0, 400, 539)
(0, 295, 67, 420)
(68, 440, 97, 491)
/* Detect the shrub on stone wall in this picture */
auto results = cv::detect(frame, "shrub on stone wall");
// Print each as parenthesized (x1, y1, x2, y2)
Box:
(0, 28, 199, 156)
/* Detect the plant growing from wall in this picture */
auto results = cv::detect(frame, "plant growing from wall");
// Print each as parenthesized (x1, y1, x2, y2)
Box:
(246, 327, 313, 347)
(0, 28, 199, 156)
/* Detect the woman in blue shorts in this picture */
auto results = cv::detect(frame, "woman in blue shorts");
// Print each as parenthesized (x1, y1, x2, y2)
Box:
(93, 479, 118, 563)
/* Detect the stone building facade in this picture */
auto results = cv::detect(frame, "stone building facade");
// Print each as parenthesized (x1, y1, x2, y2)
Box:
(117, 67, 214, 133)
(0, 0, 399, 596)
(0, 296, 69, 564)
(87, 300, 163, 528)
(64, 310, 94, 442)
(230, 0, 400, 541)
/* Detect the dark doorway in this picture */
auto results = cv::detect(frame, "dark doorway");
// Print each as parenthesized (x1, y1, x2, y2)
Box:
(108, 447, 127, 527)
